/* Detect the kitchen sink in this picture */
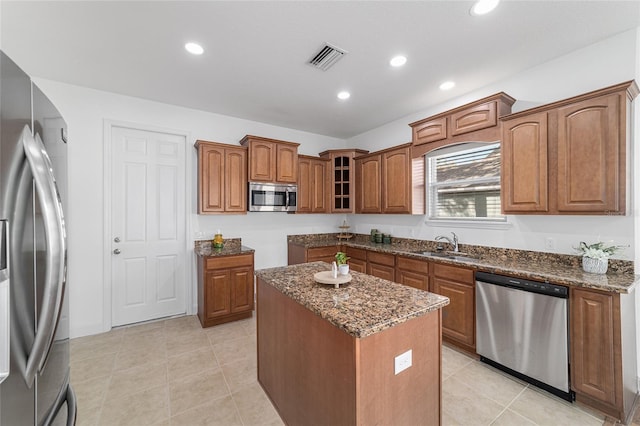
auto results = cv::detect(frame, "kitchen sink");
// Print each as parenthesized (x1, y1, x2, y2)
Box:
(412, 251, 477, 262)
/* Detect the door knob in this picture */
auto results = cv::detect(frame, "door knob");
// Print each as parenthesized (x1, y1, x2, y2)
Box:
(113, 249, 121, 255)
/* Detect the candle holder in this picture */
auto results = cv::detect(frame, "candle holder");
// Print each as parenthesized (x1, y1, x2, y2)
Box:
(212, 233, 224, 249)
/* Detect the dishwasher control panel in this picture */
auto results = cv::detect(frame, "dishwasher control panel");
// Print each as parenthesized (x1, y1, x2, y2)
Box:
(476, 271, 568, 298)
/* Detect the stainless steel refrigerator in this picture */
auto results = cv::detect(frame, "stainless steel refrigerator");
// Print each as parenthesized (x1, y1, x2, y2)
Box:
(0, 51, 77, 425)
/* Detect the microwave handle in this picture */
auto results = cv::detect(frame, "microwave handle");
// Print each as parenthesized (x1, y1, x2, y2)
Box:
(285, 187, 290, 209)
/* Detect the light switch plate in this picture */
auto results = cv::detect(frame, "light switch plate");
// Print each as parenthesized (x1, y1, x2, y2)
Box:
(394, 349, 412, 375)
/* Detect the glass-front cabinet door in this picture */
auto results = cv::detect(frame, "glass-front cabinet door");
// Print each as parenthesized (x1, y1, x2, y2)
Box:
(320, 149, 369, 213)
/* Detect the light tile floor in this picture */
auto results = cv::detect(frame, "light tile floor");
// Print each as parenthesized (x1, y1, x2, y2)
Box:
(70, 315, 625, 426)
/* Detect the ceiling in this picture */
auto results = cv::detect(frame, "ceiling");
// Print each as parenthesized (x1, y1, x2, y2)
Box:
(1, 1, 639, 139)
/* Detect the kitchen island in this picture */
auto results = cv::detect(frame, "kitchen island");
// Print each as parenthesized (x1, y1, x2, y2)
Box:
(255, 262, 449, 426)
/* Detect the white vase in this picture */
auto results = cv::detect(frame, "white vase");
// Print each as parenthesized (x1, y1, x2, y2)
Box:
(582, 256, 608, 274)
(338, 264, 350, 275)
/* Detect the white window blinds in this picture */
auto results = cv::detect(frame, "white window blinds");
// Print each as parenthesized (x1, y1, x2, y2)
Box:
(427, 143, 504, 221)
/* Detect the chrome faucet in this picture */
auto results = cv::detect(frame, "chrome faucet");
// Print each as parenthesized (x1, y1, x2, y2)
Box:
(435, 232, 459, 252)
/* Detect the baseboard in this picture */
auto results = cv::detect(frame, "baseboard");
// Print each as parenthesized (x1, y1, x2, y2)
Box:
(69, 323, 109, 339)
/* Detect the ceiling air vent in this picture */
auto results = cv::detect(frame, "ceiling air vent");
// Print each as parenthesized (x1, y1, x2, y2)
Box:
(308, 43, 348, 71)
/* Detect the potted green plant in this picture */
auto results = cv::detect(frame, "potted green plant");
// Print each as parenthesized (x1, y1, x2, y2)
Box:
(335, 251, 350, 275)
(575, 241, 624, 274)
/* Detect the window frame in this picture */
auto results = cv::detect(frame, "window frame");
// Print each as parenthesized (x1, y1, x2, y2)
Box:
(425, 142, 506, 224)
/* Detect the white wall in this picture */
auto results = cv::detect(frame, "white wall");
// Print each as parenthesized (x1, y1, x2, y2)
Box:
(345, 28, 639, 261)
(633, 26, 640, 387)
(31, 27, 640, 339)
(30, 80, 346, 337)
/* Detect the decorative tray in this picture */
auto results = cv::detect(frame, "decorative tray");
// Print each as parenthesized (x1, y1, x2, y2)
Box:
(313, 271, 352, 288)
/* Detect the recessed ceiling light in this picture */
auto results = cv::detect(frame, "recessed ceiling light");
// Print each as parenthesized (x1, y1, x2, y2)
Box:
(185, 42, 204, 55)
(439, 81, 456, 91)
(337, 91, 351, 100)
(470, 0, 500, 16)
(390, 55, 407, 67)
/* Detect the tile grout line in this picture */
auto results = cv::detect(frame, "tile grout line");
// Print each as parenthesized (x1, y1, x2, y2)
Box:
(498, 384, 535, 425)
(165, 339, 173, 425)
(94, 358, 116, 426)
(208, 323, 246, 426)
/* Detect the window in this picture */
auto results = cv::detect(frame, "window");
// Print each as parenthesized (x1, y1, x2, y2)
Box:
(427, 142, 504, 221)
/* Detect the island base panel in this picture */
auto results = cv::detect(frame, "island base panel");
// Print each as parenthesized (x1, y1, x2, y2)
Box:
(258, 278, 357, 425)
(257, 277, 441, 425)
(357, 311, 441, 425)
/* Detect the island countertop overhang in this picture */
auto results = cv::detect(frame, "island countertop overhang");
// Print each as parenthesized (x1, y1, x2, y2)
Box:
(255, 261, 449, 338)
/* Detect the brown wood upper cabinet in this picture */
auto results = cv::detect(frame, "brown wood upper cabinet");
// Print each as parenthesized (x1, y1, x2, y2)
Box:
(501, 81, 638, 215)
(501, 112, 549, 212)
(411, 117, 447, 145)
(355, 153, 382, 213)
(450, 100, 498, 136)
(382, 146, 412, 213)
(409, 93, 515, 153)
(319, 149, 369, 213)
(240, 135, 299, 183)
(355, 144, 420, 214)
(297, 155, 329, 213)
(196, 140, 247, 214)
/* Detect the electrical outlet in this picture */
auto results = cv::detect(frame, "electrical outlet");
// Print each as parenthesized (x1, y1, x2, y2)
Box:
(394, 349, 412, 375)
(545, 237, 555, 251)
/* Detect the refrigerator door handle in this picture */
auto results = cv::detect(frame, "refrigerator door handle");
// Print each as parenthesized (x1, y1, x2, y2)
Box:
(0, 219, 9, 384)
(0, 267, 9, 385)
(40, 379, 77, 426)
(66, 384, 78, 426)
(21, 127, 67, 387)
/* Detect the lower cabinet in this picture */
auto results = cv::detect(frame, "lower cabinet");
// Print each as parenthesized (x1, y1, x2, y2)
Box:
(287, 242, 340, 265)
(306, 246, 339, 263)
(197, 253, 254, 327)
(431, 263, 475, 353)
(570, 287, 636, 422)
(345, 247, 367, 273)
(366, 251, 395, 281)
(396, 256, 429, 291)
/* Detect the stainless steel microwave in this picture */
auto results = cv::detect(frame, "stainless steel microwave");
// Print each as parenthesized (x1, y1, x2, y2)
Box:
(248, 182, 297, 212)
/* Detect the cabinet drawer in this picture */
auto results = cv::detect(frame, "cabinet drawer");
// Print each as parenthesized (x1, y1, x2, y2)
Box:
(206, 254, 254, 270)
(412, 117, 447, 145)
(450, 100, 497, 136)
(433, 263, 474, 283)
(349, 258, 367, 273)
(307, 246, 338, 260)
(367, 263, 395, 281)
(367, 251, 395, 267)
(347, 247, 367, 261)
(397, 256, 429, 274)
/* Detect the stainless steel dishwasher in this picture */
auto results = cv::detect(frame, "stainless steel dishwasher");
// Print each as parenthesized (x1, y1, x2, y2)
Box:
(475, 271, 574, 401)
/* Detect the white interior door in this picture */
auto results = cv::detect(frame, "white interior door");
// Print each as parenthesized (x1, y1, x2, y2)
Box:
(111, 126, 186, 327)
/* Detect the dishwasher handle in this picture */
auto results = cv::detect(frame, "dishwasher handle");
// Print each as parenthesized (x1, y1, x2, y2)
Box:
(475, 271, 568, 298)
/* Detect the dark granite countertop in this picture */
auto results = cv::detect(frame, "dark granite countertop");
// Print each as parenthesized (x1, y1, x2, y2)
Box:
(194, 238, 255, 257)
(255, 262, 449, 338)
(288, 234, 639, 294)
